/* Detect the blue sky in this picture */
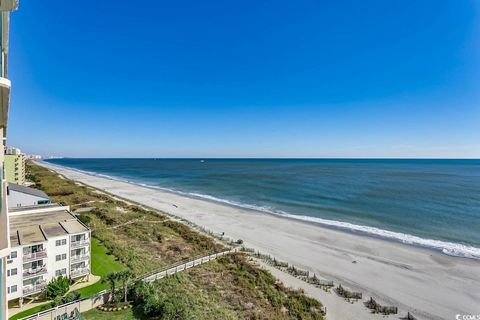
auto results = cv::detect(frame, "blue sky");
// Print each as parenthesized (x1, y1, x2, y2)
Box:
(7, 0, 480, 158)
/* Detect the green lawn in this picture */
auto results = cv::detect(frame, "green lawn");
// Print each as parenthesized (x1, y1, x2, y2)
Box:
(9, 238, 126, 320)
(90, 237, 125, 276)
(76, 237, 125, 297)
(9, 303, 52, 320)
(82, 308, 138, 320)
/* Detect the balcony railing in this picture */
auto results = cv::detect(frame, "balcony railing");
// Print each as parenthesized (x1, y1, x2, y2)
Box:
(70, 268, 89, 278)
(23, 250, 47, 262)
(70, 254, 89, 263)
(23, 267, 48, 278)
(71, 239, 89, 248)
(23, 281, 47, 295)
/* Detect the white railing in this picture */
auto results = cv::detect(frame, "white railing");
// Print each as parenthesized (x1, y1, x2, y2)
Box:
(23, 281, 47, 295)
(71, 267, 90, 278)
(71, 239, 89, 248)
(70, 254, 89, 263)
(23, 250, 47, 262)
(23, 267, 47, 278)
(18, 290, 108, 320)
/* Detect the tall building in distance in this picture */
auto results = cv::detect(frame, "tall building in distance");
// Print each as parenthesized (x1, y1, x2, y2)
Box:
(0, 1, 19, 320)
(5, 147, 26, 185)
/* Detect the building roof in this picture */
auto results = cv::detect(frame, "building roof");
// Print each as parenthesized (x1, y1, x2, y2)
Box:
(9, 205, 89, 247)
(8, 183, 50, 200)
(60, 220, 88, 234)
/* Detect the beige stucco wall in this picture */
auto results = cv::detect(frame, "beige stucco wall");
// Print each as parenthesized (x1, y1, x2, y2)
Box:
(1, 126, 9, 320)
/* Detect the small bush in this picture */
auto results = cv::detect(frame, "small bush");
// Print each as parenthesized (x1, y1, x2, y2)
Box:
(77, 214, 92, 225)
(63, 291, 81, 303)
(45, 276, 71, 300)
(132, 280, 193, 319)
(48, 190, 74, 196)
(92, 208, 115, 225)
(51, 296, 63, 307)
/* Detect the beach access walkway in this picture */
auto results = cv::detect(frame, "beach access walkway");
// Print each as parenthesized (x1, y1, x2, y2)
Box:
(141, 247, 238, 282)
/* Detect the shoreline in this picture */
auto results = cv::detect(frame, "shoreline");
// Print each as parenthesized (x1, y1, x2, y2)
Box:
(38, 161, 480, 320)
(43, 161, 480, 260)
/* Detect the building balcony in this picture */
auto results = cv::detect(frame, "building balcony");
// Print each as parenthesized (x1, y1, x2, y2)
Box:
(71, 239, 89, 248)
(0, 0, 19, 11)
(70, 254, 89, 263)
(23, 281, 47, 296)
(23, 267, 48, 278)
(23, 250, 47, 262)
(71, 267, 89, 278)
(0, 76, 11, 129)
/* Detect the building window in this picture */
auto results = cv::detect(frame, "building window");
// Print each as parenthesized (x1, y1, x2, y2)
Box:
(7, 268, 17, 276)
(55, 254, 67, 261)
(55, 268, 67, 276)
(72, 234, 86, 242)
(56, 239, 67, 246)
(10, 251, 17, 259)
(8, 285, 17, 294)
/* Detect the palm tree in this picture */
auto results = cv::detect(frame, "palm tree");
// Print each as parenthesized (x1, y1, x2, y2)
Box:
(101, 272, 119, 304)
(117, 270, 135, 304)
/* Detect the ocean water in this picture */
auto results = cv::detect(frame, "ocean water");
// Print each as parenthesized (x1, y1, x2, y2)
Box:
(46, 158, 480, 259)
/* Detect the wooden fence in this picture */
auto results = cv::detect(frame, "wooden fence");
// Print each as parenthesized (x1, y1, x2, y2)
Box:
(406, 311, 417, 320)
(18, 248, 238, 320)
(365, 297, 398, 315)
(142, 247, 238, 282)
(335, 284, 362, 299)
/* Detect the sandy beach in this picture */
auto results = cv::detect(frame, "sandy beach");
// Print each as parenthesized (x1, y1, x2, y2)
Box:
(39, 161, 480, 320)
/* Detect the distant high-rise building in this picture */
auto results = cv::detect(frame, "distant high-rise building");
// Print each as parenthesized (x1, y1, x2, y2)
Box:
(0, 2, 19, 320)
(5, 152, 26, 185)
(4, 146, 20, 155)
(26, 155, 42, 161)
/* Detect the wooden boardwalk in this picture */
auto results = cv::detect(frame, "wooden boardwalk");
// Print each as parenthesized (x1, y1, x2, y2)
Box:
(142, 247, 238, 282)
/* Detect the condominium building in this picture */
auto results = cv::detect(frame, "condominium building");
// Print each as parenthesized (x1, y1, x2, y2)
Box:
(4, 146, 20, 155)
(26, 155, 42, 161)
(7, 183, 51, 208)
(5, 152, 26, 185)
(0, 1, 19, 320)
(5, 204, 91, 306)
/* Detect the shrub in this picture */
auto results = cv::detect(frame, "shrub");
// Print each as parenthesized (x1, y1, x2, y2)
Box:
(51, 296, 63, 307)
(49, 291, 80, 307)
(45, 276, 71, 300)
(63, 291, 81, 303)
(132, 279, 194, 320)
(77, 214, 92, 225)
(92, 208, 115, 225)
(48, 190, 74, 196)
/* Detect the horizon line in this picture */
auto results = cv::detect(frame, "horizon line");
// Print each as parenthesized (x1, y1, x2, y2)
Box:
(42, 157, 480, 160)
